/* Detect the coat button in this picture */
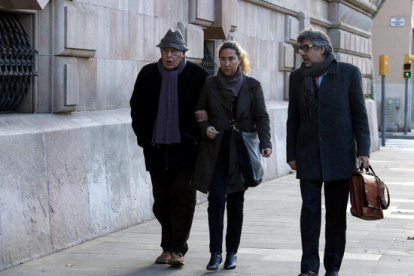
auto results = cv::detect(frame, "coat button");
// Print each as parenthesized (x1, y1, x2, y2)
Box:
(319, 137, 323, 141)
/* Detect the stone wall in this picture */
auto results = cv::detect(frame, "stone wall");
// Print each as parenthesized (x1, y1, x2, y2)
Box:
(0, 0, 381, 271)
(0, 110, 151, 270)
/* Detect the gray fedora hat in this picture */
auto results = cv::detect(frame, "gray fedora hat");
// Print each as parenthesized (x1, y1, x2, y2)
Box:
(157, 28, 189, 51)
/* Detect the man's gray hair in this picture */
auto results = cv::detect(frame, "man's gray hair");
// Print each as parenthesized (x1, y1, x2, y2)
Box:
(297, 27, 333, 57)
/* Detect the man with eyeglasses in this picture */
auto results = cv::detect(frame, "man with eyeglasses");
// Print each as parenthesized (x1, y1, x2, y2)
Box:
(130, 29, 208, 267)
(286, 28, 371, 276)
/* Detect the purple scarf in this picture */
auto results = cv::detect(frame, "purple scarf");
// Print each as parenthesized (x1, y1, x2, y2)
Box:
(152, 58, 186, 145)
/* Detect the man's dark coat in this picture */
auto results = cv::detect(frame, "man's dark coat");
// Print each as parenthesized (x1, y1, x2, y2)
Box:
(192, 75, 272, 194)
(130, 61, 209, 172)
(286, 60, 370, 181)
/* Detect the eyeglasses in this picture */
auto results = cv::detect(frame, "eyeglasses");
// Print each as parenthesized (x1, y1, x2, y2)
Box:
(161, 48, 181, 56)
(298, 44, 316, 53)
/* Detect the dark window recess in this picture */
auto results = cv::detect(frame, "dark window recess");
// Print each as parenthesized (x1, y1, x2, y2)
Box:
(0, 12, 38, 112)
(200, 43, 216, 76)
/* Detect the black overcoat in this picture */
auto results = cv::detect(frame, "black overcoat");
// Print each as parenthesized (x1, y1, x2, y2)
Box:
(130, 61, 209, 172)
(192, 75, 272, 194)
(286, 61, 370, 181)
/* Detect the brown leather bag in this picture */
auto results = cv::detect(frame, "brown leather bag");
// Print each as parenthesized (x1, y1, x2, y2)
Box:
(349, 165, 390, 220)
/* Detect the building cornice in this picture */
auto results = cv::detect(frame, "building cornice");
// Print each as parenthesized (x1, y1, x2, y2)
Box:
(0, 7, 37, 13)
(330, 21, 372, 38)
(242, 0, 374, 40)
(0, 0, 50, 10)
(343, 0, 377, 14)
(328, 0, 377, 17)
(335, 48, 372, 58)
(243, 0, 378, 18)
(310, 16, 332, 28)
(241, 0, 299, 17)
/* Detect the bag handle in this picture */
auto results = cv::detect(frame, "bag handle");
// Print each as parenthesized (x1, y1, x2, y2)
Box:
(383, 183, 391, 209)
(360, 164, 391, 209)
(358, 164, 376, 176)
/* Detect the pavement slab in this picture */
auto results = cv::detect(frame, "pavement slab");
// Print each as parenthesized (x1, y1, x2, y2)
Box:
(1, 140, 414, 276)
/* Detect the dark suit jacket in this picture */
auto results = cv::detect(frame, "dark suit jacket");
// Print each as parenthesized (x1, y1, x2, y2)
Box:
(130, 61, 209, 172)
(286, 60, 370, 181)
(192, 75, 272, 194)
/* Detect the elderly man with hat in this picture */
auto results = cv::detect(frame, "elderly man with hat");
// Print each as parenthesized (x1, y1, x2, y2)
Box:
(130, 29, 209, 267)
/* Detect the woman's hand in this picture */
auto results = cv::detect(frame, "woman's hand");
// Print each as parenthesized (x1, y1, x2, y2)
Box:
(195, 110, 209, 122)
(206, 126, 219, 139)
(261, 148, 272, 158)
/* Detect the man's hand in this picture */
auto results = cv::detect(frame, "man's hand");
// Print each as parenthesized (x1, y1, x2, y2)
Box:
(288, 160, 297, 170)
(261, 148, 272, 158)
(358, 155, 370, 169)
(195, 110, 208, 122)
(206, 126, 219, 139)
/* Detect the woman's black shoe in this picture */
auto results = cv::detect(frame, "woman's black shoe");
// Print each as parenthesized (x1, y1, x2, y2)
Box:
(223, 252, 237, 270)
(206, 253, 222, 270)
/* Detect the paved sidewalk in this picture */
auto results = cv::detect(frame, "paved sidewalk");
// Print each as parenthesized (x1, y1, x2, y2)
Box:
(1, 141, 414, 276)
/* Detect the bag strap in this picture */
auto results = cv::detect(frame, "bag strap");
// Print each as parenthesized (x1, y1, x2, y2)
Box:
(384, 183, 391, 209)
(368, 165, 377, 176)
(214, 78, 238, 130)
(362, 164, 391, 209)
(358, 165, 376, 176)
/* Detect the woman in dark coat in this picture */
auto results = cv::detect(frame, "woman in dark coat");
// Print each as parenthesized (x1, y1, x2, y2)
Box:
(192, 41, 272, 271)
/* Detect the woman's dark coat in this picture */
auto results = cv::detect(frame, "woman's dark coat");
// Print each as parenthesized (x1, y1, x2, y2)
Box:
(192, 75, 272, 194)
(286, 60, 371, 181)
(130, 61, 209, 172)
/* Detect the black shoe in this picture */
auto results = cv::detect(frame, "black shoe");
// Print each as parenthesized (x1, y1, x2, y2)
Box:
(298, 271, 318, 276)
(206, 253, 222, 271)
(223, 252, 237, 270)
(325, 272, 338, 276)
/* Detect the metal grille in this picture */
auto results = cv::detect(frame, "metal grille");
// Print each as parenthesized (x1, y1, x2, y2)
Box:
(200, 43, 216, 76)
(0, 12, 38, 112)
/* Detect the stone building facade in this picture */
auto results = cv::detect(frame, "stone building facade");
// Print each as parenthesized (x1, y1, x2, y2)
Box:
(372, 0, 413, 132)
(0, 0, 381, 271)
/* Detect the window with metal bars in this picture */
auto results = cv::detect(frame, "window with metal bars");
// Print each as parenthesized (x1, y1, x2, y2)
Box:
(200, 42, 216, 76)
(0, 12, 38, 112)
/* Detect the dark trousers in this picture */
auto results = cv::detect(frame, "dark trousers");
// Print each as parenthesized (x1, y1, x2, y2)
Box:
(299, 179, 349, 274)
(208, 155, 245, 253)
(150, 171, 196, 255)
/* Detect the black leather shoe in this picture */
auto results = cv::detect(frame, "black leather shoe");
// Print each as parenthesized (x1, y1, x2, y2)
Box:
(298, 271, 318, 276)
(206, 253, 222, 271)
(325, 272, 338, 276)
(223, 252, 237, 270)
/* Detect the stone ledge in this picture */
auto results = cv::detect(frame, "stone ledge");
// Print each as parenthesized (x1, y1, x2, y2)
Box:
(331, 21, 372, 38)
(0, 109, 152, 270)
(0, 0, 49, 10)
(340, 0, 377, 16)
(335, 49, 371, 59)
(241, 0, 299, 17)
(310, 15, 332, 29)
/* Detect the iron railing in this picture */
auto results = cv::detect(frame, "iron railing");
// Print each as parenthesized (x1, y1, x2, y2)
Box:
(0, 12, 38, 112)
(200, 43, 216, 76)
